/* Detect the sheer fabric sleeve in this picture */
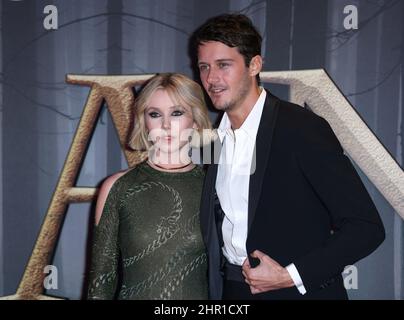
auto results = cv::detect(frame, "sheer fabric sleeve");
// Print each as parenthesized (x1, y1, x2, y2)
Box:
(87, 182, 121, 300)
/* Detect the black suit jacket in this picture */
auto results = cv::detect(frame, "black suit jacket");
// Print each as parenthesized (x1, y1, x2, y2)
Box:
(200, 91, 385, 300)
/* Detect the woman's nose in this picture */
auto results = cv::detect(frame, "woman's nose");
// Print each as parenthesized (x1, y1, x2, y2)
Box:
(162, 117, 171, 130)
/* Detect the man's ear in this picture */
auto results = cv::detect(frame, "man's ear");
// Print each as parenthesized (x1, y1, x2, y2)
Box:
(249, 55, 263, 77)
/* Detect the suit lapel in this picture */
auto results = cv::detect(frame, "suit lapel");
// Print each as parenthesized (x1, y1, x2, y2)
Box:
(199, 139, 224, 299)
(200, 138, 221, 245)
(248, 92, 280, 233)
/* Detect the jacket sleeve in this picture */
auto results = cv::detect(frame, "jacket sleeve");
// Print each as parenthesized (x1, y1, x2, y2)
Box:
(87, 182, 120, 300)
(293, 115, 385, 293)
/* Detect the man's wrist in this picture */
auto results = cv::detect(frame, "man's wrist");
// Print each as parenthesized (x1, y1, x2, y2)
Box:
(286, 264, 307, 295)
(282, 267, 295, 288)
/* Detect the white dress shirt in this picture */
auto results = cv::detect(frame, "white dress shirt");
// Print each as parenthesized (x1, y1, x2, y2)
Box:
(215, 88, 306, 295)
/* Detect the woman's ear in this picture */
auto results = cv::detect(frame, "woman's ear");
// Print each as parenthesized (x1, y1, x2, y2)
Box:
(189, 123, 201, 148)
(249, 55, 263, 77)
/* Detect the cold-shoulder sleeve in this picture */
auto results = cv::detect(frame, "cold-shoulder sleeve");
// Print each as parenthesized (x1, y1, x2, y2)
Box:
(87, 181, 121, 300)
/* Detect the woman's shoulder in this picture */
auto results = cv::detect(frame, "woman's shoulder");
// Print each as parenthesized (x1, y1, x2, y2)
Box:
(103, 161, 146, 187)
(104, 170, 128, 187)
(94, 166, 140, 225)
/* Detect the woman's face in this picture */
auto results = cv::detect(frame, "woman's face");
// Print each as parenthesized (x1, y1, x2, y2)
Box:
(144, 89, 197, 154)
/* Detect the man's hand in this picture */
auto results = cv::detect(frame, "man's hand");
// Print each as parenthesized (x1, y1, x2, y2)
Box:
(242, 250, 295, 294)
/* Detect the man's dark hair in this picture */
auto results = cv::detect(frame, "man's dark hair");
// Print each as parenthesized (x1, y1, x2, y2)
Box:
(192, 14, 262, 68)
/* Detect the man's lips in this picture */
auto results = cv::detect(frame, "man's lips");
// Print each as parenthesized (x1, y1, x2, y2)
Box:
(208, 87, 227, 95)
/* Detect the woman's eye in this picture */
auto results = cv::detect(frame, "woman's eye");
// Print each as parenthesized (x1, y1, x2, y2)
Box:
(148, 112, 160, 118)
(172, 110, 184, 116)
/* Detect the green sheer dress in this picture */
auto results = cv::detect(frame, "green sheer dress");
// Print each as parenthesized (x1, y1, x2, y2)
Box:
(87, 161, 208, 300)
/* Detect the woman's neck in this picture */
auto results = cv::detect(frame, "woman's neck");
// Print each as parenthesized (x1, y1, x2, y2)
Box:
(148, 147, 194, 172)
(147, 159, 195, 172)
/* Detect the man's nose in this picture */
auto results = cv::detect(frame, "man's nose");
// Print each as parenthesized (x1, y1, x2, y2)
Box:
(206, 68, 219, 84)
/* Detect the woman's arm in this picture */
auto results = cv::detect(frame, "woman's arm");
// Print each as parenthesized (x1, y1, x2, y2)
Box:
(95, 172, 126, 226)
(86, 171, 127, 300)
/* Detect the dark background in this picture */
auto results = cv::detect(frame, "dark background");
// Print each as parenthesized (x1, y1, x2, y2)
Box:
(0, 0, 402, 299)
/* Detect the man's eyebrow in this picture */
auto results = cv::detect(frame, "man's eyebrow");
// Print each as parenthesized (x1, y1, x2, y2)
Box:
(198, 59, 234, 65)
(216, 59, 234, 62)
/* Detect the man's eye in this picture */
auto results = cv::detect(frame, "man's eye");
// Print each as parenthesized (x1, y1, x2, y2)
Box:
(219, 63, 229, 68)
(148, 112, 160, 118)
(172, 110, 184, 116)
(199, 65, 209, 71)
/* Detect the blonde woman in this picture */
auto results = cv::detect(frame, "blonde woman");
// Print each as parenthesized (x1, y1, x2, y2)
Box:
(87, 73, 212, 299)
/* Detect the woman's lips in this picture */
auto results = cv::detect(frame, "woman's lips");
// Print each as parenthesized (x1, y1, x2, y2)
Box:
(161, 136, 173, 143)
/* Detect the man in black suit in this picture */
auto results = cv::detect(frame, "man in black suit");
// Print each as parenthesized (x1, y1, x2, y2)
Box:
(192, 14, 385, 300)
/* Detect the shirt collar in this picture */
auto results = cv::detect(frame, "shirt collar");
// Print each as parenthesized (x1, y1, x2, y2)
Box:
(217, 88, 267, 142)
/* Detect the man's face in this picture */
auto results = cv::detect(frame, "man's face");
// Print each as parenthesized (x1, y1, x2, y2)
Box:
(197, 41, 253, 112)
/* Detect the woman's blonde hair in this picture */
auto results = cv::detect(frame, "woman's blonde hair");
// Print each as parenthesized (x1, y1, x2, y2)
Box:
(129, 73, 212, 151)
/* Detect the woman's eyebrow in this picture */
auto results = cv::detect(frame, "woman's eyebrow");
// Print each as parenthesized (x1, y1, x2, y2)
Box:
(145, 105, 185, 111)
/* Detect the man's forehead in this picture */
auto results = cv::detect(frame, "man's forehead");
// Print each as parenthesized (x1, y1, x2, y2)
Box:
(197, 41, 240, 61)
(198, 40, 234, 50)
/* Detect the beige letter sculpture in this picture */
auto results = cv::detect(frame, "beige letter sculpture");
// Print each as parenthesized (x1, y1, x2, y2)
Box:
(1, 70, 402, 299)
